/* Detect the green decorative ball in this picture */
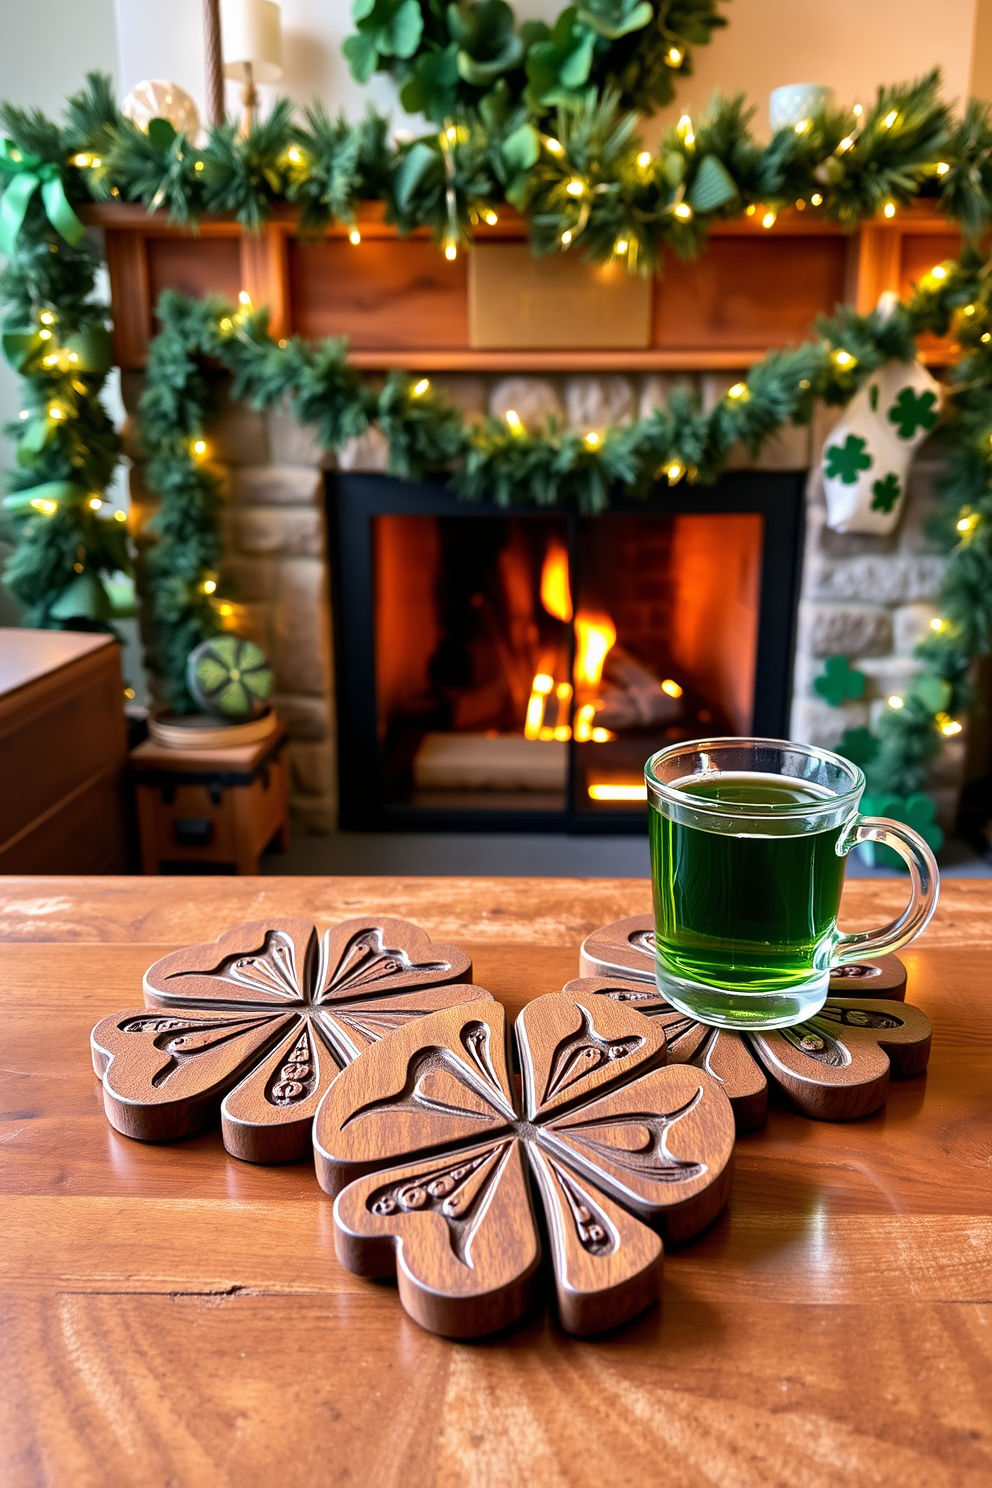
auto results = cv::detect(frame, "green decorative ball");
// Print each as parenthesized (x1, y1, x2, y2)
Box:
(186, 635, 273, 722)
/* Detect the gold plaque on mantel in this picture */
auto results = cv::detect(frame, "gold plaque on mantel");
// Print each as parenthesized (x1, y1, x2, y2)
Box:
(469, 243, 652, 349)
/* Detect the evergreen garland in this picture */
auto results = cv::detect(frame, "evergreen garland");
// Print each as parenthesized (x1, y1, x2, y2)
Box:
(2, 70, 991, 804)
(0, 79, 127, 629)
(132, 259, 991, 811)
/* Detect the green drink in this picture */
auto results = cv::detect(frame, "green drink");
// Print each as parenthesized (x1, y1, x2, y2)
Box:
(646, 740, 939, 1030)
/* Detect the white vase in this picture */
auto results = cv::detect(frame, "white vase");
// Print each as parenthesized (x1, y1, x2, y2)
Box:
(769, 84, 835, 131)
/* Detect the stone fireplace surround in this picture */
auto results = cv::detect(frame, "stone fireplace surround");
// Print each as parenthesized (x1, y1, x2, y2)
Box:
(123, 366, 962, 836)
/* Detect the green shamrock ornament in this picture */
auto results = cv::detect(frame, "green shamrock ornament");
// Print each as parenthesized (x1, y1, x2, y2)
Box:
(870, 472, 902, 513)
(837, 726, 879, 768)
(814, 655, 866, 707)
(887, 387, 939, 440)
(824, 434, 873, 485)
(186, 636, 273, 722)
(858, 793, 944, 870)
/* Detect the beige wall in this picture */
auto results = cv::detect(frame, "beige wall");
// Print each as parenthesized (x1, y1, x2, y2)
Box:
(654, 0, 979, 136)
(970, 0, 992, 98)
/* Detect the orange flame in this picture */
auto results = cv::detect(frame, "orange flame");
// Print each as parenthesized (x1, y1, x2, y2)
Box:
(540, 539, 573, 622)
(574, 612, 616, 689)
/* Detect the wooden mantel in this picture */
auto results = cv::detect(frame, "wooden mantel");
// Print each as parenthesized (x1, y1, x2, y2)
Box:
(89, 200, 963, 373)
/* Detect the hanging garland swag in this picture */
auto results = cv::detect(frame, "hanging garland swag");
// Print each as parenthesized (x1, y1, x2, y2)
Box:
(0, 58, 991, 804)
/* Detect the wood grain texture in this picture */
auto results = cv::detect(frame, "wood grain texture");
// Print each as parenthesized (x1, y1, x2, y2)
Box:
(1, 876, 991, 1486)
(91, 916, 486, 1163)
(0, 632, 128, 874)
(3, 873, 990, 948)
(318, 994, 733, 1338)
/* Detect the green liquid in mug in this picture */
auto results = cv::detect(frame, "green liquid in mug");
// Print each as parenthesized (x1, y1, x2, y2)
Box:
(649, 772, 847, 1022)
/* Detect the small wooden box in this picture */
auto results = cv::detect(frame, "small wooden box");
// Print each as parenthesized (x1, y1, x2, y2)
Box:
(0, 628, 129, 873)
(131, 721, 289, 875)
(468, 243, 652, 349)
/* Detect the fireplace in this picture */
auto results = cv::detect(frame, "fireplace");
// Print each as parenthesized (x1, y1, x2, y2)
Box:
(329, 472, 804, 830)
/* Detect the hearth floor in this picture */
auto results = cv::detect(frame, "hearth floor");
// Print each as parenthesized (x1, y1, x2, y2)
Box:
(260, 832, 991, 879)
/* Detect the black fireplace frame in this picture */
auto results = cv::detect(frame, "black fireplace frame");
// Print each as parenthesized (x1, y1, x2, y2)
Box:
(328, 471, 806, 833)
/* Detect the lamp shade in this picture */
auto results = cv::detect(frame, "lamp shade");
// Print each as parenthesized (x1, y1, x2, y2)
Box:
(221, 0, 283, 82)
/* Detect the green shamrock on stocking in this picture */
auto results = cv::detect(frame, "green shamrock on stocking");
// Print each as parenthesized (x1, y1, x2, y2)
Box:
(870, 472, 902, 513)
(824, 435, 872, 484)
(814, 655, 866, 707)
(858, 792, 944, 869)
(887, 387, 938, 440)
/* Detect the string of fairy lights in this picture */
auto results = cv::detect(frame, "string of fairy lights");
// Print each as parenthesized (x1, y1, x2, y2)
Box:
(1, 72, 990, 802)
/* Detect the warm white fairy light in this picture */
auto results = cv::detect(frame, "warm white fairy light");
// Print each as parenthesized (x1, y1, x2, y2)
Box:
(560, 229, 573, 245)
(412, 378, 430, 397)
(349, 228, 361, 245)
(238, 290, 252, 306)
(545, 137, 563, 155)
(762, 210, 777, 229)
(614, 237, 628, 255)
(88, 496, 102, 510)
(565, 179, 584, 196)
(584, 431, 601, 447)
(833, 349, 856, 368)
(636, 150, 651, 168)
(666, 46, 682, 66)
(888, 694, 904, 709)
(673, 202, 692, 220)
(882, 110, 898, 129)
(484, 210, 498, 225)
(505, 409, 522, 431)
(444, 242, 457, 260)
(883, 201, 896, 218)
(810, 192, 823, 205)
(936, 161, 950, 175)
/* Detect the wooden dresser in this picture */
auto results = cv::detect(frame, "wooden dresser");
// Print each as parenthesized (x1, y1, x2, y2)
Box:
(0, 629, 129, 872)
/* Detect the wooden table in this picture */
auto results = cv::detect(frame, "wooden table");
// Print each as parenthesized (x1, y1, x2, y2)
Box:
(2, 875, 990, 1488)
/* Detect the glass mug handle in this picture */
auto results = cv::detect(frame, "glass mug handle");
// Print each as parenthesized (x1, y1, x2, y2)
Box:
(832, 814, 939, 965)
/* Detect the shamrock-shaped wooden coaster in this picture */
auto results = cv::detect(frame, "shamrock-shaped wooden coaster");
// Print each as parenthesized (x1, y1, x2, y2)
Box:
(577, 916, 930, 1128)
(91, 917, 490, 1163)
(314, 992, 735, 1339)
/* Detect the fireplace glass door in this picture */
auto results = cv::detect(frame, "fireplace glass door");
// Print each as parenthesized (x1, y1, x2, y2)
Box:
(330, 474, 804, 830)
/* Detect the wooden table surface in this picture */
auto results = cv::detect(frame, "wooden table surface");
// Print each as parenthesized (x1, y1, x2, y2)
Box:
(1, 875, 990, 1488)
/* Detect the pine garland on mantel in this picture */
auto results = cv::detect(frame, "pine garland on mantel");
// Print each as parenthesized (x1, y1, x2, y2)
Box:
(131, 249, 992, 802)
(1, 67, 991, 803)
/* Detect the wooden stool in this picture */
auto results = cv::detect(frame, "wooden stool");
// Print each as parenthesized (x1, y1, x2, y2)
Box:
(131, 720, 289, 875)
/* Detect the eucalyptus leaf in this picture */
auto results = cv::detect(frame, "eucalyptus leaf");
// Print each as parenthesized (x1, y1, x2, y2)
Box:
(501, 120, 540, 171)
(394, 141, 437, 211)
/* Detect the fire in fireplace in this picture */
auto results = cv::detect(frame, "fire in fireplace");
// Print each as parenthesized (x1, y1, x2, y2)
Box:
(330, 472, 805, 830)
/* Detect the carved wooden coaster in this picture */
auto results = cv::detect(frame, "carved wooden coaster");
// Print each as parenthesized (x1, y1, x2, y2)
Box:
(314, 992, 735, 1339)
(577, 916, 930, 1128)
(91, 916, 491, 1163)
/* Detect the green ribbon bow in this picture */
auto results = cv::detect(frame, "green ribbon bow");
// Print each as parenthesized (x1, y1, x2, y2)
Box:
(0, 140, 86, 256)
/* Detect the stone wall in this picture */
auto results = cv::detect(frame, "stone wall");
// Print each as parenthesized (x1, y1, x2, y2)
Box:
(124, 369, 959, 833)
(790, 436, 962, 828)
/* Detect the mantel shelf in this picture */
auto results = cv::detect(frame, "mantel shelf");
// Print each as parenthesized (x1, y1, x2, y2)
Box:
(88, 200, 963, 372)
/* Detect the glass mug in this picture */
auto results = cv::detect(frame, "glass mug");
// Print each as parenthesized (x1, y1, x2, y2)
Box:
(645, 737, 939, 1030)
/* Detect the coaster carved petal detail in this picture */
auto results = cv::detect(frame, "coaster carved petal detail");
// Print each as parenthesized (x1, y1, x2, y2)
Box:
(315, 993, 735, 1338)
(91, 916, 490, 1163)
(577, 915, 930, 1127)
